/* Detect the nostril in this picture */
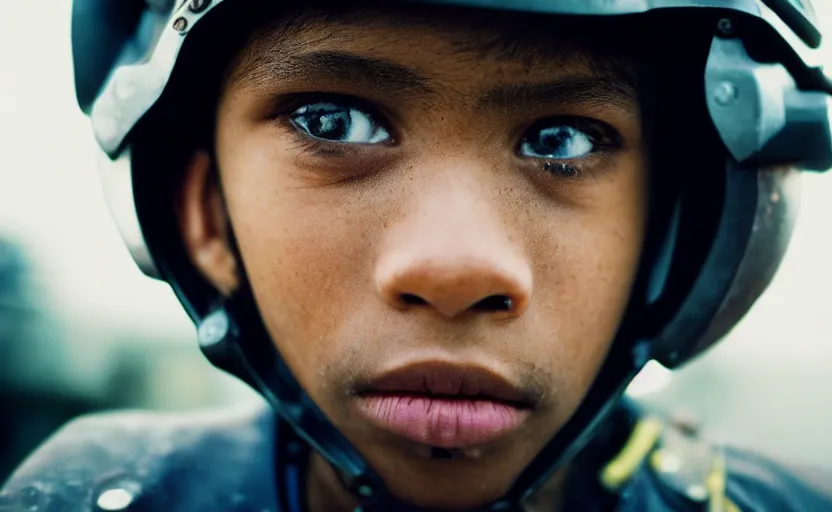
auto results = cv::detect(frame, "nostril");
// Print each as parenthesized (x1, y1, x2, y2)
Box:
(401, 293, 428, 306)
(473, 295, 513, 312)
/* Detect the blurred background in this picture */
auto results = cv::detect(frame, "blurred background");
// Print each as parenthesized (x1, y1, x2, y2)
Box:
(0, 0, 831, 484)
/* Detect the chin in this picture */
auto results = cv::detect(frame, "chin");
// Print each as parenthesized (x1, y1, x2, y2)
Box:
(369, 451, 520, 510)
(390, 485, 508, 511)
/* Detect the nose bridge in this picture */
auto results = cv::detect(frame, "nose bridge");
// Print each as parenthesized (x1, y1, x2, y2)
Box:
(374, 165, 533, 319)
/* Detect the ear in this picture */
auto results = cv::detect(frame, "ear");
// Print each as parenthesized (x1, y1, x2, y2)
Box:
(177, 150, 240, 296)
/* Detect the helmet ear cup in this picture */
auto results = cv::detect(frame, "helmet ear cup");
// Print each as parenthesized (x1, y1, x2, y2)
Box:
(648, 162, 761, 368)
(668, 166, 800, 364)
(628, 17, 808, 367)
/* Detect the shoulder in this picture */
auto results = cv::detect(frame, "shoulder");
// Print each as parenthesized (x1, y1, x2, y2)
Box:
(723, 446, 832, 511)
(0, 402, 278, 512)
(620, 416, 832, 512)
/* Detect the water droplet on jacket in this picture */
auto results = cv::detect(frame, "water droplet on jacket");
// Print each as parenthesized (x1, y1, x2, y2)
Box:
(93, 476, 142, 511)
(685, 483, 708, 501)
(98, 488, 137, 511)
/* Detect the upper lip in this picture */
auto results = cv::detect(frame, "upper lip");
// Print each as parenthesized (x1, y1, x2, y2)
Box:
(355, 361, 533, 406)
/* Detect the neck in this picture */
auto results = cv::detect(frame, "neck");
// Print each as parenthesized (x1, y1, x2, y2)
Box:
(304, 450, 571, 512)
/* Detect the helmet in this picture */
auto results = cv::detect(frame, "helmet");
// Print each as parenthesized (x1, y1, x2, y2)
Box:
(71, 0, 832, 509)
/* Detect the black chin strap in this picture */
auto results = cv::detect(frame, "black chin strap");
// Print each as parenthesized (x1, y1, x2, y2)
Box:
(196, 288, 649, 511)
(275, 419, 310, 512)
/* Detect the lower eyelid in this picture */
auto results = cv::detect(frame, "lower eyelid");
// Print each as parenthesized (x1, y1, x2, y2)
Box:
(285, 127, 399, 161)
(542, 161, 581, 178)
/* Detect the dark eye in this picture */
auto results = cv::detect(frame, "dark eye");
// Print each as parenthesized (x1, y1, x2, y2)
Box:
(519, 123, 595, 160)
(289, 101, 390, 144)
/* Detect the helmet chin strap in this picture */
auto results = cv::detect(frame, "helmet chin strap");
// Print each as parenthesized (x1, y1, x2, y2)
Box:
(197, 289, 386, 503)
(194, 285, 653, 511)
(191, 170, 676, 511)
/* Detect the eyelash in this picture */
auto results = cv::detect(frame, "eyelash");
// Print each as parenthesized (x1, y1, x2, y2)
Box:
(541, 161, 581, 179)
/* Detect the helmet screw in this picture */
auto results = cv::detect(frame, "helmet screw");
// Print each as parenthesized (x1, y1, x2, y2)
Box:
(197, 310, 229, 347)
(172, 17, 188, 32)
(189, 0, 211, 13)
(713, 81, 738, 106)
(717, 18, 734, 36)
(357, 484, 374, 497)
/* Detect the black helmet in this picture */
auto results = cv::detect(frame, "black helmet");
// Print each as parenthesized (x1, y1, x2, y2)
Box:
(70, 0, 832, 509)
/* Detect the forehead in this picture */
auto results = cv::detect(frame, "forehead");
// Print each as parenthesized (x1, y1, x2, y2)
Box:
(225, 5, 639, 93)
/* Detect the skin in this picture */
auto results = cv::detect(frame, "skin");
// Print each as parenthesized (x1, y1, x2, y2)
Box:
(178, 7, 648, 510)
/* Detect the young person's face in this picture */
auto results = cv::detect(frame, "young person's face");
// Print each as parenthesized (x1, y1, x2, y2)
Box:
(181, 7, 648, 508)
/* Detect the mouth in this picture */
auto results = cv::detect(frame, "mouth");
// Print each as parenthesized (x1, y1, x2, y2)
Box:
(353, 362, 535, 449)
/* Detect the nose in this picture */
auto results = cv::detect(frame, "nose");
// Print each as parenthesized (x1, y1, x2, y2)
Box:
(376, 255, 532, 319)
(375, 213, 532, 320)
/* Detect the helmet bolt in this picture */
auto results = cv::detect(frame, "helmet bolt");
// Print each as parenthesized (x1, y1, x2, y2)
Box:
(713, 81, 738, 106)
(197, 310, 229, 347)
(95, 488, 135, 511)
(189, 0, 211, 13)
(357, 484, 374, 497)
(172, 17, 188, 32)
(717, 18, 734, 36)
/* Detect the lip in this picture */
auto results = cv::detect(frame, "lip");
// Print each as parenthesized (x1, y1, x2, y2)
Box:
(353, 362, 534, 448)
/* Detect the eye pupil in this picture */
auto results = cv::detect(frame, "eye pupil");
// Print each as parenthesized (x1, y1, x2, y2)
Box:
(520, 123, 595, 161)
(290, 100, 390, 145)
(309, 110, 349, 140)
(541, 127, 570, 146)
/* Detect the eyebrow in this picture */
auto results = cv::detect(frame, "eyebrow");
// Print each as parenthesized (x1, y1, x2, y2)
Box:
(478, 76, 637, 112)
(232, 50, 434, 97)
(233, 50, 636, 111)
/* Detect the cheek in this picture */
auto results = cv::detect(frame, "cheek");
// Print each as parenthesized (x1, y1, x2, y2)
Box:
(220, 145, 387, 396)
(529, 158, 647, 403)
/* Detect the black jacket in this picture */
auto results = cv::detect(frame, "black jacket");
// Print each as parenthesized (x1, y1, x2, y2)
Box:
(1, 402, 830, 511)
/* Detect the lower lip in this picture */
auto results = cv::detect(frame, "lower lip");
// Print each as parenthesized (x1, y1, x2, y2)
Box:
(356, 394, 530, 448)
